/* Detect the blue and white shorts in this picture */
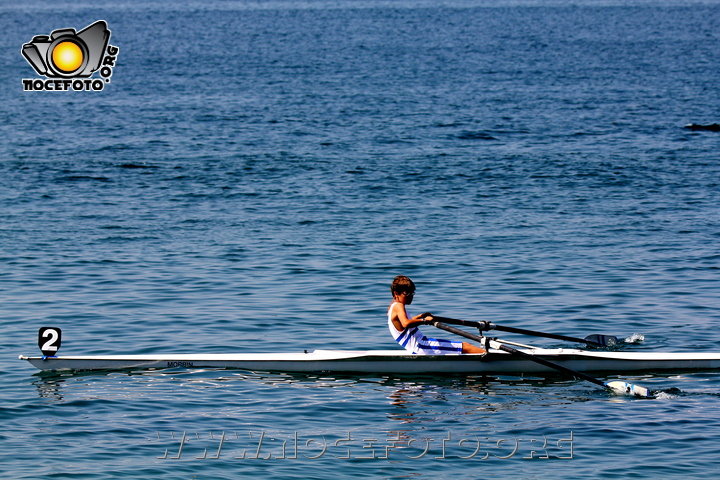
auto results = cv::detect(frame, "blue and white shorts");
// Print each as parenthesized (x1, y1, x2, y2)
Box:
(413, 335, 463, 355)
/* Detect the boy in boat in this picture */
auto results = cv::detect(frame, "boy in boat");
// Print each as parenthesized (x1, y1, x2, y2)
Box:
(388, 276, 486, 355)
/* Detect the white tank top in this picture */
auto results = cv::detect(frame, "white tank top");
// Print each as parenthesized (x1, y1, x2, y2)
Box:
(388, 302, 424, 354)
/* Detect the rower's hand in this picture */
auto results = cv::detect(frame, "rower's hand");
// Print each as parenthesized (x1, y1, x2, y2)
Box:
(419, 313, 434, 324)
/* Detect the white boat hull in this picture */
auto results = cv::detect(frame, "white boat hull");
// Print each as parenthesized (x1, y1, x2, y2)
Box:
(19, 349, 720, 374)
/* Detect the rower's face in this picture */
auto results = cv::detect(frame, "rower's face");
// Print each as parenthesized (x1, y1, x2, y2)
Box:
(400, 291, 414, 304)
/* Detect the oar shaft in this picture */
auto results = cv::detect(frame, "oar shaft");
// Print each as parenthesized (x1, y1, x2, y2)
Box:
(431, 321, 651, 397)
(493, 343, 607, 387)
(432, 316, 604, 347)
(493, 324, 600, 346)
(431, 321, 606, 388)
(430, 321, 485, 344)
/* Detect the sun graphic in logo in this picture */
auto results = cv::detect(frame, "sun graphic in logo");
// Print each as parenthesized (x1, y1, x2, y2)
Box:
(51, 41, 85, 73)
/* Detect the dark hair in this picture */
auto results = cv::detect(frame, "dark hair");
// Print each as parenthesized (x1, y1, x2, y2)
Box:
(391, 275, 416, 295)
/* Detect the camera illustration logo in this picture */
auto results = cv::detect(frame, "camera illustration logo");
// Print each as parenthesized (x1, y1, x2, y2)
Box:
(22, 20, 119, 91)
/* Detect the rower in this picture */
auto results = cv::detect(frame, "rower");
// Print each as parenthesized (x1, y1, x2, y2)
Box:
(388, 275, 486, 355)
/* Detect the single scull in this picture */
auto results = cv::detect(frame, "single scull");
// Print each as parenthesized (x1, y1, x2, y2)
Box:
(22, 325, 720, 397)
(19, 348, 720, 374)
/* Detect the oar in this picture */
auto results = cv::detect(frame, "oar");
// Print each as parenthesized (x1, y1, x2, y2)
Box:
(430, 321, 652, 397)
(431, 316, 618, 348)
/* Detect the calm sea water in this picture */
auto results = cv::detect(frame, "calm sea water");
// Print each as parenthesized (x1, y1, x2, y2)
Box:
(2, 0, 720, 478)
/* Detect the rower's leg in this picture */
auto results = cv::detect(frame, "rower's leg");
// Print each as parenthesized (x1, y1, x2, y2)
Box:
(461, 342, 486, 354)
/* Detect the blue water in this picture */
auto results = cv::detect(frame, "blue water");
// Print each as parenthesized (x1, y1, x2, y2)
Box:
(2, 0, 720, 478)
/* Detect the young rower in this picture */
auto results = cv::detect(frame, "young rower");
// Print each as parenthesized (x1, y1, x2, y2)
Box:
(388, 275, 486, 355)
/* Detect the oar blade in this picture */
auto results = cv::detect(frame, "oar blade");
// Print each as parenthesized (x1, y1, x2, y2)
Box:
(584, 334, 618, 348)
(605, 381, 652, 398)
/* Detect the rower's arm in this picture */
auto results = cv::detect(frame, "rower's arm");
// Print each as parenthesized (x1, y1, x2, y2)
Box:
(391, 304, 432, 331)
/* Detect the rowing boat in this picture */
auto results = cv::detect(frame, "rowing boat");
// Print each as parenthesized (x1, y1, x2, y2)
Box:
(19, 348, 720, 374)
(23, 325, 720, 397)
